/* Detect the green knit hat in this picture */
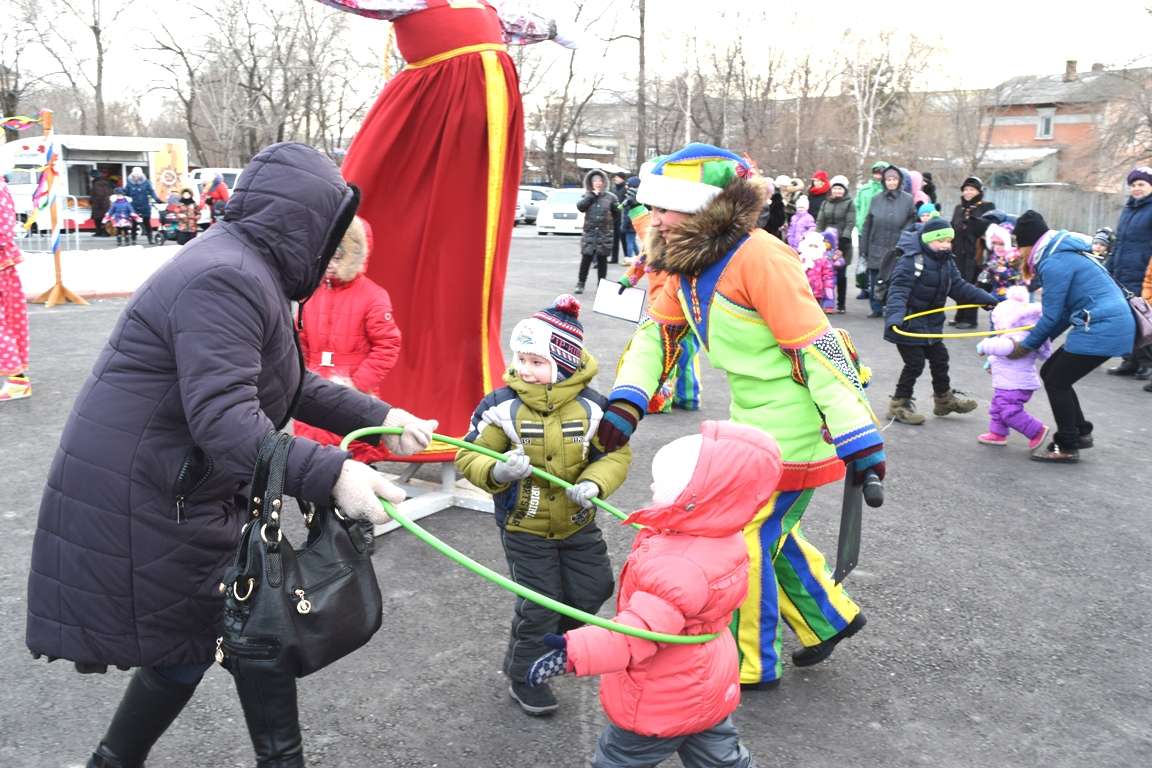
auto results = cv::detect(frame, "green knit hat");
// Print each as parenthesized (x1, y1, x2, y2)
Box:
(921, 218, 955, 244)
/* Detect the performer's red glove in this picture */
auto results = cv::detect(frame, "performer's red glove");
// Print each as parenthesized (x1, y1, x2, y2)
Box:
(845, 445, 886, 484)
(595, 401, 641, 453)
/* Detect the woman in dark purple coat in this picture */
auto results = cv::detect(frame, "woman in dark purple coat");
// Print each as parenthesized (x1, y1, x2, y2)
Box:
(26, 142, 436, 768)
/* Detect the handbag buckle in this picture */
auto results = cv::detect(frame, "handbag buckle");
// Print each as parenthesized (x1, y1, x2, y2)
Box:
(233, 577, 256, 602)
(294, 588, 312, 615)
(260, 523, 283, 546)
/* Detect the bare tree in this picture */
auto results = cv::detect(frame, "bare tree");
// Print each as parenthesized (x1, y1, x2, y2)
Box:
(531, 0, 613, 185)
(690, 38, 741, 147)
(947, 83, 1015, 176)
(733, 39, 784, 166)
(843, 32, 930, 182)
(534, 49, 606, 186)
(786, 54, 839, 174)
(1, 17, 52, 143)
(17, 0, 91, 132)
(1094, 67, 1152, 176)
(148, 22, 210, 163)
(605, 0, 646, 167)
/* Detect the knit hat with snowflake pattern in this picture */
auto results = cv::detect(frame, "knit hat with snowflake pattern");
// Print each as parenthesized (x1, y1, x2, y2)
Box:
(510, 295, 584, 383)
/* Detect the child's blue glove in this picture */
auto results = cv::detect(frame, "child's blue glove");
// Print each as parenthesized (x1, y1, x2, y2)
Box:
(526, 634, 569, 687)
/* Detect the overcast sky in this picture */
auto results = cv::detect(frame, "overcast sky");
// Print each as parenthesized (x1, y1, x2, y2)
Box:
(17, 0, 1152, 120)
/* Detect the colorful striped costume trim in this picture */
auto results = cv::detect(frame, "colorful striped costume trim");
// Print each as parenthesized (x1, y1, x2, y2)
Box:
(732, 490, 860, 684)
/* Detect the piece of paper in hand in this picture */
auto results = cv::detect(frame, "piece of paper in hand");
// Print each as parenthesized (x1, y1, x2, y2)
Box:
(592, 279, 647, 323)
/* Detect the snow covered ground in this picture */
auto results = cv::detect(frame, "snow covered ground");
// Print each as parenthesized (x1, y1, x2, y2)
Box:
(15, 244, 181, 299)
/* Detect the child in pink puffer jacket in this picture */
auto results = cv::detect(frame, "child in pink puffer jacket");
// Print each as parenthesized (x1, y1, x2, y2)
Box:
(525, 420, 782, 767)
(976, 286, 1051, 448)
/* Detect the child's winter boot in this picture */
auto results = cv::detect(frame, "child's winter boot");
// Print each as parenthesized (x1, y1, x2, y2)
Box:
(887, 396, 925, 425)
(933, 389, 977, 416)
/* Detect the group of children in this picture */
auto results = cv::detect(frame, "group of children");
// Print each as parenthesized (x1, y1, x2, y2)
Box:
(449, 293, 779, 767)
(100, 187, 202, 246)
(878, 211, 1057, 453)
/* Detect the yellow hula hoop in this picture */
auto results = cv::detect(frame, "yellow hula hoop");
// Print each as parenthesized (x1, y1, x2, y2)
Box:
(892, 304, 1034, 339)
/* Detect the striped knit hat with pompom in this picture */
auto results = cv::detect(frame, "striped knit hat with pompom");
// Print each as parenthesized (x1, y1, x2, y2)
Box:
(510, 294, 584, 383)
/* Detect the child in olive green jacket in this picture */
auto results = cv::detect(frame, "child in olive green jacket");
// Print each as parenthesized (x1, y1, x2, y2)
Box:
(456, 295, 631, 717)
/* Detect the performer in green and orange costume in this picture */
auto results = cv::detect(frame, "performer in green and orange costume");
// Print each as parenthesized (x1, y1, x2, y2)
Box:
(595, 143, 886, 687)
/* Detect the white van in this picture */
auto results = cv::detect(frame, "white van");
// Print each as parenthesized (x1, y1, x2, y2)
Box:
(1, 135, 190, 232)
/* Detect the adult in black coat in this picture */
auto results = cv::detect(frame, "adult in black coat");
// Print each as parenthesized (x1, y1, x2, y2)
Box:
(609, 172, 627, 263)
(26, 142, 437, 767)
(575, 169, 618, 293)
(921, 172, 939, 209)
(88, 170, 112, 237)
(757, 187, 788, 240)
(950, 176, 995, 328)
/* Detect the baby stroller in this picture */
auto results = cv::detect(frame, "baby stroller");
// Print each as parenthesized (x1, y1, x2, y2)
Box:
(151, 207, 180, 245)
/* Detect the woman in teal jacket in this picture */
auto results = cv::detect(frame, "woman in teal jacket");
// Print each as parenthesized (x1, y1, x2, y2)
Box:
(1009, 211, 1135, 463)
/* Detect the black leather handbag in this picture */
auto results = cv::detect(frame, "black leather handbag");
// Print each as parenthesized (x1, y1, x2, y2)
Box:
(216, 431, 383, 677)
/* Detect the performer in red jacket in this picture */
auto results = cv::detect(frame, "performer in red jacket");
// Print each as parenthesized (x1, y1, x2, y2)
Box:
(297, 216, 402, 463)
(318, 0, 576, 459)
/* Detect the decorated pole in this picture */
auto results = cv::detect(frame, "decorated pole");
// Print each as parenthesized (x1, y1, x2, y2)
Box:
(28, 110, 86, 307)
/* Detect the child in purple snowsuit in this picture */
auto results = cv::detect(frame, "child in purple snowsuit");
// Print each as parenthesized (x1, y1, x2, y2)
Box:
(975, 286, 1050, 448)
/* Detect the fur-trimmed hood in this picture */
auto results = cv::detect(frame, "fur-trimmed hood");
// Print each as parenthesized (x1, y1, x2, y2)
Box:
(328, 215, 372, 283)
(583, 168, 609, 195)
(647, 175, 768, 277)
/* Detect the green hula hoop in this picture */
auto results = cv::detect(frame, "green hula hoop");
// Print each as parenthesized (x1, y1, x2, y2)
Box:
(340, 426, 716, 646)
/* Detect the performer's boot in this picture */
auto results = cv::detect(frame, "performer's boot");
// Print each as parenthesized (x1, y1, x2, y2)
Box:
(232, 659, 305, 767)
(792, 613, 866, 667)
(933, 389, 977, 416)
(887, 397, 925, 425)
(86, 667, 198, 767)
(574, 282, 585, 295)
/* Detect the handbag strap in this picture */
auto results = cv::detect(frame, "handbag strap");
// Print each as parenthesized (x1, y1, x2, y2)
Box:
(1071, 237, 1137, 299)
(249, 431, 293, 523)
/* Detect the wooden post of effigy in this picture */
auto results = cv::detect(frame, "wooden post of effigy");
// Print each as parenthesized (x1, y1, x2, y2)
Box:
(30, 109, 87, 307)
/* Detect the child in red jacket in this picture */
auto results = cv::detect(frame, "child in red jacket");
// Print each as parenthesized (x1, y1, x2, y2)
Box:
(526, 420, 782, 767)
(295, 216, 402, 462)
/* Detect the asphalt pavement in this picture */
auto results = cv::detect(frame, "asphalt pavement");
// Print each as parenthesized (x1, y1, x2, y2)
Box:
(1, 234, 1150, 767)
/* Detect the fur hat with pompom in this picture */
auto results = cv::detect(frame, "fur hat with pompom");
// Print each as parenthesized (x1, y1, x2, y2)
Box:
(510, 294, 584, 383)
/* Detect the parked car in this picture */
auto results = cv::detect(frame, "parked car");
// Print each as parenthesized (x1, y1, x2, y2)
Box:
(514, 198, 526, 225)
(535, 188, 584, 235)
(518, 185, 554, 224)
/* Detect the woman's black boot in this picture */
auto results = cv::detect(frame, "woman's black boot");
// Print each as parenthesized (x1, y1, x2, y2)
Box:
(231, 659, 305, 767)
(86, 667, 199, 767)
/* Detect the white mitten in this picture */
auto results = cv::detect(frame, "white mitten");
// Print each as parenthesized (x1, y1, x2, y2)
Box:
(565, 480, 600, 509)
(491, 448, 533, 485)
(332, 460, 406, 525)
(382, 408, 439, 456)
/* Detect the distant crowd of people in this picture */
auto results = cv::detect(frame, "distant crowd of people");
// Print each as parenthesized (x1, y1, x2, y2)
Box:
(88, 167, 231, 246)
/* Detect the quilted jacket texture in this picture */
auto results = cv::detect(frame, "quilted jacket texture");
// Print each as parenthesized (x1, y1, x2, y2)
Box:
(565, 421, 782, 737)
(26, 143, 391, 668)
